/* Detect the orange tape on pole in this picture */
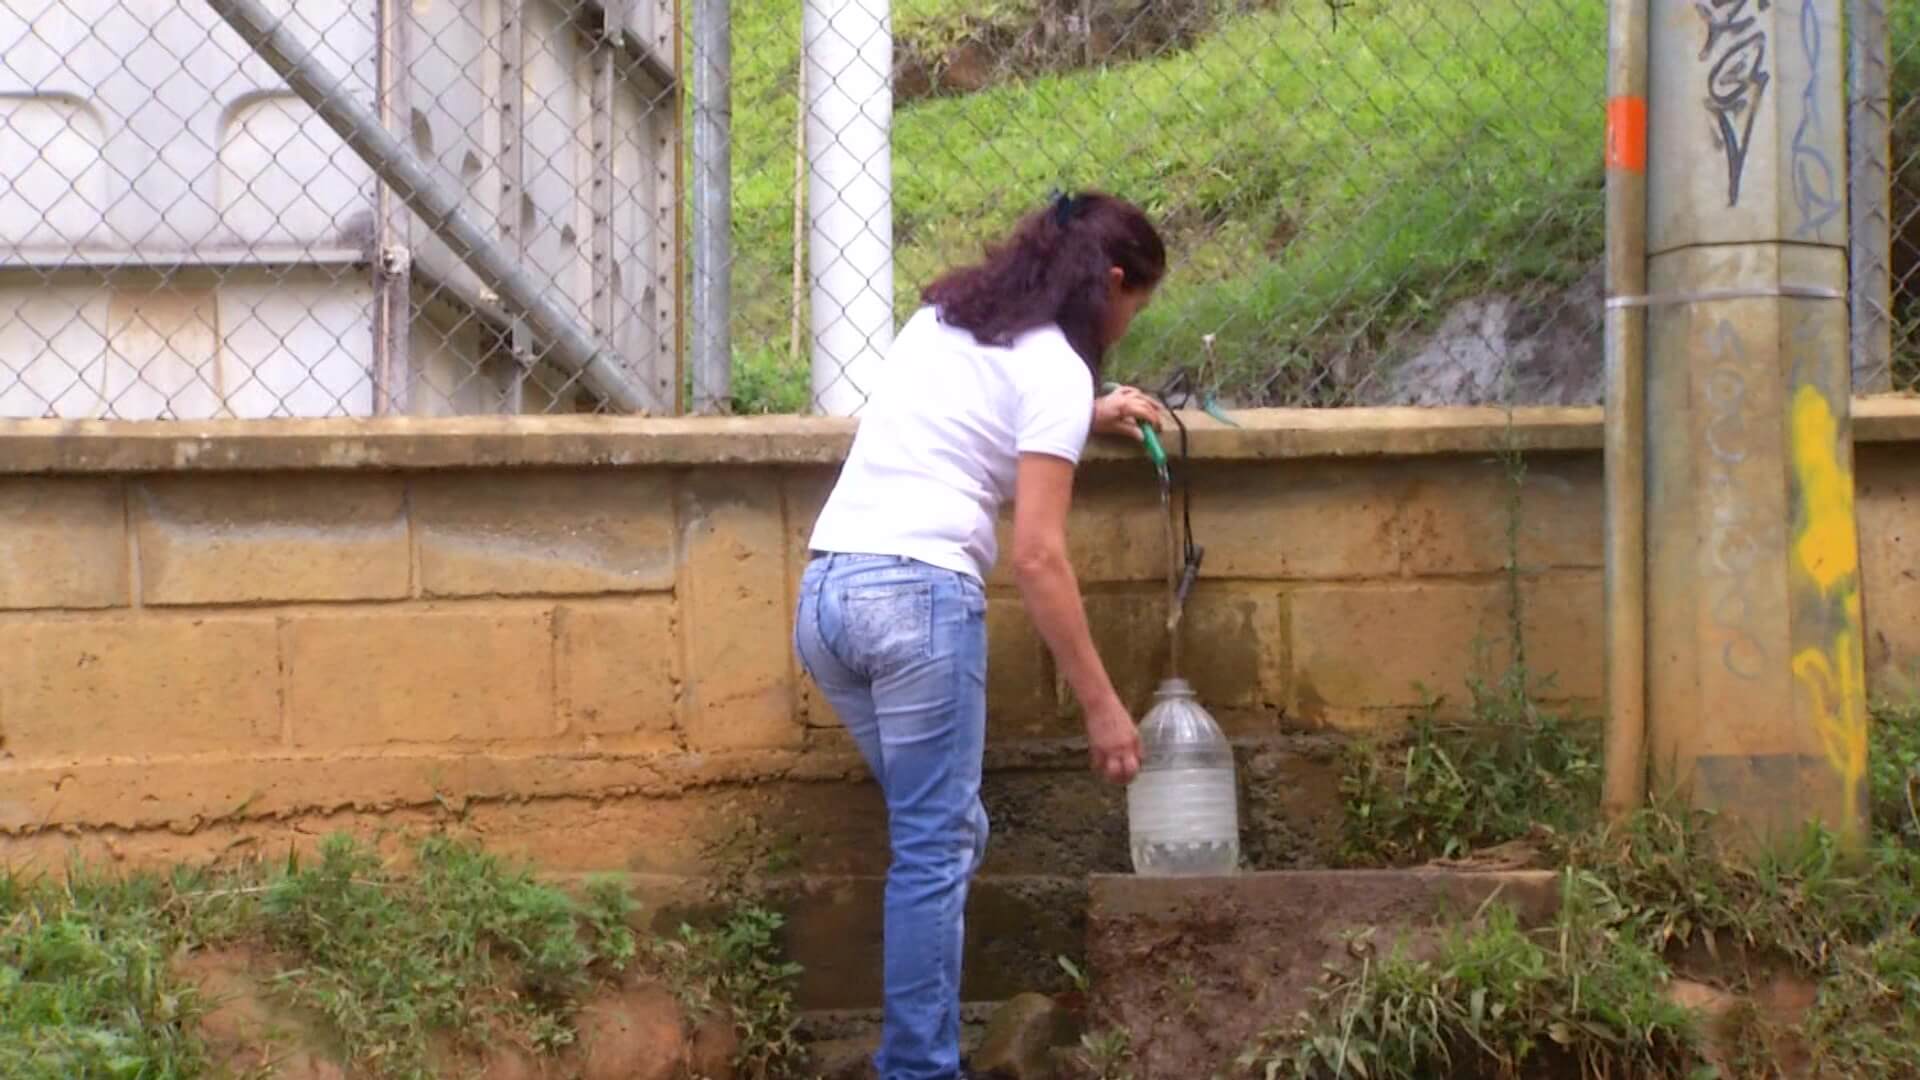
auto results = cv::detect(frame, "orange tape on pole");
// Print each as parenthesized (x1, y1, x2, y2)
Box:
(1606, 96, 1647, 174)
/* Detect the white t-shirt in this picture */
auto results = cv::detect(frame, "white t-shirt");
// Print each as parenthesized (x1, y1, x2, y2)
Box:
(808, 306, 1096, 580)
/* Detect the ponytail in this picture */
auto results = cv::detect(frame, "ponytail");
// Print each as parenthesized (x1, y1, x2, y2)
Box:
(922, 190, 1166, 377)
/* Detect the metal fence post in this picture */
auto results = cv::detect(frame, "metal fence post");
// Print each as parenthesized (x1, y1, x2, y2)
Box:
(1602, 0, 1650, 819)
(691, 0, 734, 413)
(804, 0, 892, 416)
(372, 0, 412, 414)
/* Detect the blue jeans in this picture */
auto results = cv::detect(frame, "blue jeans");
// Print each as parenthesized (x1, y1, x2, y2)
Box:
(794, 553, 989, 1080)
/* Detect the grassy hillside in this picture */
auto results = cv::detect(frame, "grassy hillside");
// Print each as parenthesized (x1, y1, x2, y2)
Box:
(718, 1, 1603, 410)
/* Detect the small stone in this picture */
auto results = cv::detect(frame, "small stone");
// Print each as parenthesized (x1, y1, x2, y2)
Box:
(972, 992, 1067, 1080)
(1666, 978, 1739, 1021)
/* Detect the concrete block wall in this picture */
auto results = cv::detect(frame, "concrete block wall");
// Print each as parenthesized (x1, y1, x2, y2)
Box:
(4, 403, 1920, 1007)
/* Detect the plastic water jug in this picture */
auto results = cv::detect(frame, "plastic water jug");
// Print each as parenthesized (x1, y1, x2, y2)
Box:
(1126, 677, 1240, 875)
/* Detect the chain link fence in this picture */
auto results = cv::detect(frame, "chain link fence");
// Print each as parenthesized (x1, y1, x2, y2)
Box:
(0, 0, 1911, 419)
(721, 0, 1613, 415)
(1884, 1, 1920, 393)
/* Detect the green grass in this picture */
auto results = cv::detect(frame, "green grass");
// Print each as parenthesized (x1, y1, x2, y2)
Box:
(1245, 700, 1920, 1078)
(1238, 895, 1701, 1080)
(1797, 701, 1920, 1075)
(0, 833, 805, 1080)
(717, 0, 1606, 410)
(255, 834, 639, 1076)
(1244, 811, 1920, 1077)
(1804, 919, 1920, 1075)
(647, 905, 807, 1077)
(1338, 694, 1603, 867)
(0, 869, 221, 1080)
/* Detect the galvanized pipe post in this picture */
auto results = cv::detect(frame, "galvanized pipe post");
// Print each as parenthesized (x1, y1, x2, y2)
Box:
(690, 0, 733, 412)
(202, 0, 653, 413)
(372, 0, 413, 414)
(1848, 0, 1893, 394)
(497, 0, 529, 411)
(1643, 0, 1866, 845)
(804, 0, 893, 416)
(590, 0, 621, 408)
(1601, 0, 1650, 819)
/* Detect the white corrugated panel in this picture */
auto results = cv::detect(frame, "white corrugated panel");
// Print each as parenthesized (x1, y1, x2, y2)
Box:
(0, 0, 379, 418)
(0, 0, 676, 418)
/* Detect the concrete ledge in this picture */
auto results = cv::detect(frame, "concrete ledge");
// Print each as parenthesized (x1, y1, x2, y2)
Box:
(0, 749, 869, 835)
(1086, 868, 1562, 1077)
(0, 407, 1603, 473)
(1852, 394, 1920, 442)
(0, 415, 858, 473)
(6, 398, 1914, 474)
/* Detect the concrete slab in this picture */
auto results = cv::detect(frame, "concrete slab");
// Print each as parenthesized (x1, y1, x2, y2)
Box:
(1085, 869, 1562, 1078)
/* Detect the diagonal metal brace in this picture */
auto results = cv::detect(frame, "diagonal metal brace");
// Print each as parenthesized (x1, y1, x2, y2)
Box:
(201, 0, 654, 413)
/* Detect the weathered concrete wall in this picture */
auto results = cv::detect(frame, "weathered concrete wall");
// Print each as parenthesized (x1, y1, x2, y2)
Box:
(5, 401, 1920, 1007)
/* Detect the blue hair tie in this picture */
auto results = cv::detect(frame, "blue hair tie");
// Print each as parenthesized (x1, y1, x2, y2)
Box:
(1049, 189, 1077, 227)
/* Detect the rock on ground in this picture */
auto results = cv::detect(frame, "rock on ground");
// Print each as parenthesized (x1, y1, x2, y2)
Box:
(971, 992, 1070, 1079)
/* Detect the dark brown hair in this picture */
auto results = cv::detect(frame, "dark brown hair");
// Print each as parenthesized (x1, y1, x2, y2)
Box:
(921, 190, 1166, 376)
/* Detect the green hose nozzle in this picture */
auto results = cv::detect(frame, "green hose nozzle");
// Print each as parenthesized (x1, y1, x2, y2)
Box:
(1138, 423, 1169, 483)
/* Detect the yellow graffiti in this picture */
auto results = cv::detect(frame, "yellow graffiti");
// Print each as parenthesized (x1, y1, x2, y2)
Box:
(1792, 629, 1868, 836)
(1787, 384, 1867, 834)
(1789, 386, 1860, 593)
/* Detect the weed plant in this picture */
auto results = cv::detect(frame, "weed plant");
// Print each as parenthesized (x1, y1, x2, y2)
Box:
(1247, 702, 1920, 1078)
(0, 832, 806, 1080)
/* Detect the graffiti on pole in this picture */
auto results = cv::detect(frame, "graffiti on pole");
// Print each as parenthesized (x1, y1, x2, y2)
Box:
(1788, 0, 1842, 235)
(1697, 0, 1771, 207)
(1785, 326, 1868, 833)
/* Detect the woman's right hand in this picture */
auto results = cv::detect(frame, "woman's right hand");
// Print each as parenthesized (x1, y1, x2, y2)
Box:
(1085, 699, 1142, 784)
(1091, 384, 1169, 442)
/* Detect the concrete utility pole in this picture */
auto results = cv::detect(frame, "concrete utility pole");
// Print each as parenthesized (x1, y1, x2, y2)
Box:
(1633, 0, 1866, 843)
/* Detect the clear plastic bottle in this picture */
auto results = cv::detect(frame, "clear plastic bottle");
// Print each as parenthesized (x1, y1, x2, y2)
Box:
(1126, 677, 1240, 875)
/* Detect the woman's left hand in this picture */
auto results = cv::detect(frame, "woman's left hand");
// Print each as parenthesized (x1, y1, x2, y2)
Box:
(1092, 385, 1170, 442)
